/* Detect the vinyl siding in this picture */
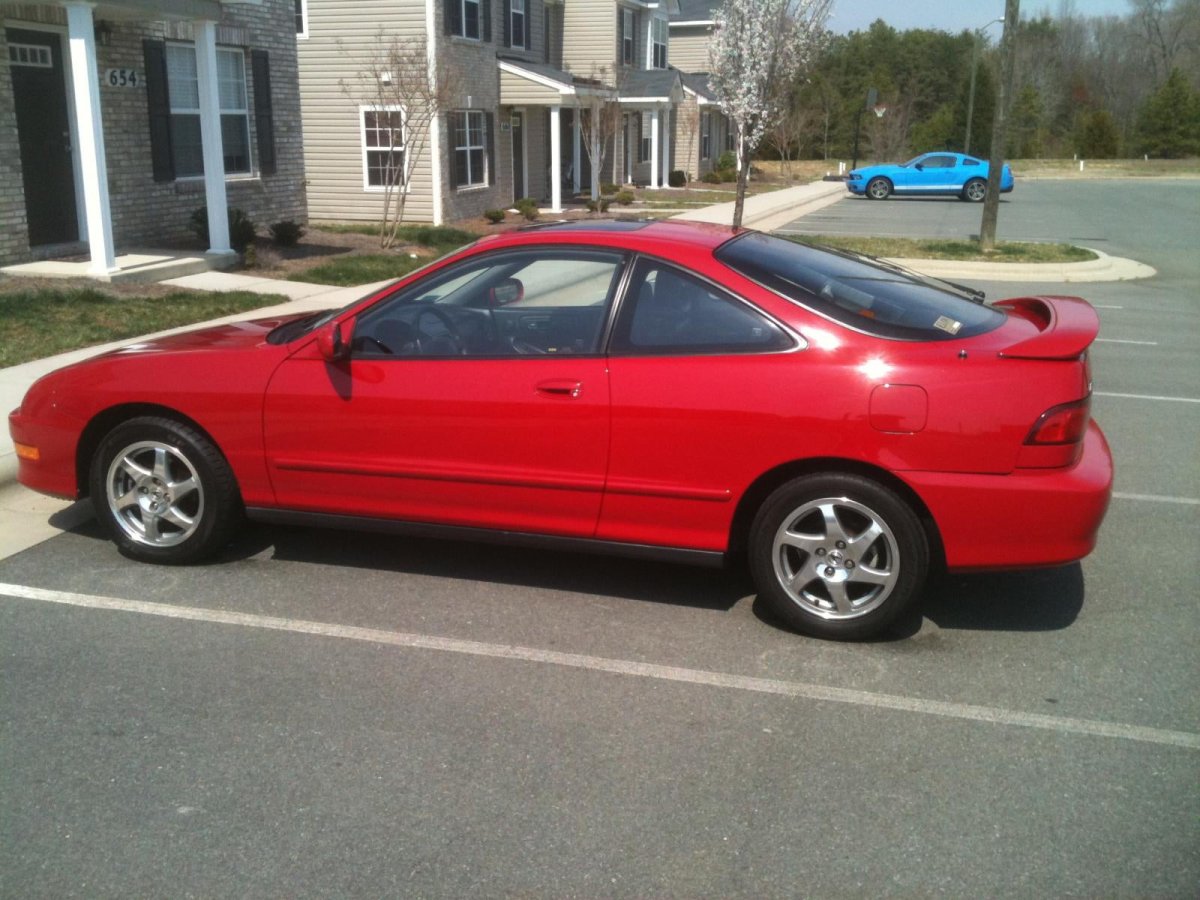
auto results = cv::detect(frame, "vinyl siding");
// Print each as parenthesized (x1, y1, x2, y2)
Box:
(500, 68, 564, 105)
(562, 0, 617, 81)
(668, 25, 710, 71)
(298, 0, 435, 223)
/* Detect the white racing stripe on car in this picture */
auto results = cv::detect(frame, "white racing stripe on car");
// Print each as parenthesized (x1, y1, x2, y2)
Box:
(2, 582, 1197, 751)
(1095, 391, 1200, 404)
(1112, 492, 1200, 506)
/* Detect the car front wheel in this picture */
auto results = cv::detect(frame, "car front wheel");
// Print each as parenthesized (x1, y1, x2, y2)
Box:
(89, 416, 242, 564)
(748, 474, 929, 640)
(962, 178, 987, 202)
(866, 177, 892, 200)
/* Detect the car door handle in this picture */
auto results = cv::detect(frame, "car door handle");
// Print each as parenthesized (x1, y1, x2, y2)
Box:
(536, 380, 583, 398)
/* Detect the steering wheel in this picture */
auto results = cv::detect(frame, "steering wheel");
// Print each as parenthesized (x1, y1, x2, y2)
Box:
(413, 306, 466, 356)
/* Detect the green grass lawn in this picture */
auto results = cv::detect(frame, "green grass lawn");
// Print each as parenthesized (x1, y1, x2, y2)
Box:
(0, 287, 284, 368)
(288, 254, 431, 287)
(311, 223, 476, 251)
(791, 235, 1097, 263)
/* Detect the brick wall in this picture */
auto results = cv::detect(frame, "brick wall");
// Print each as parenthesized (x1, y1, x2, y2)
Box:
(0, 26, 31, 263)
(0, 0, 306, 265)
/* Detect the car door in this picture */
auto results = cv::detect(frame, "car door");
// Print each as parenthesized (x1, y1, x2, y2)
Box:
(910, 154, 958, 193)
(262, 247, 627, 537)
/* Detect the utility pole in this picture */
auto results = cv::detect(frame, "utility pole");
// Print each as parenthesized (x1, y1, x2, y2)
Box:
(964, 18, 1003, 155)
(980, 0, 1019, 252)
(851, 87, 877, 171)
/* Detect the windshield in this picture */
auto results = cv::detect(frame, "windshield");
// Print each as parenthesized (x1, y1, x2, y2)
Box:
(715, 233, 1004, 342)
(266, 242, 479, 345)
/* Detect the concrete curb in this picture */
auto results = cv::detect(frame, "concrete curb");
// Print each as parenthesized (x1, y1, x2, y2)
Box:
(883, 248, 1157, 283)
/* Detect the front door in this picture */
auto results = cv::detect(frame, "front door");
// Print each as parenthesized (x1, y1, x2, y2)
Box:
(7, 28, 78, 246)
(511, 111, 525, 203)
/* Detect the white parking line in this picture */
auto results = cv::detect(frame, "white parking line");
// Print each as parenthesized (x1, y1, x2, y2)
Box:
(1112, 492, 1200, 506)
(1095, 391, 1200, 404)
(2, 582, 1197, 751)
(1095, 338, 1159, 345)
(1093, 305, 1124, 309)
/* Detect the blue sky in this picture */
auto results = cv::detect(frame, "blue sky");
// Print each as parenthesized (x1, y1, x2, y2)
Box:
(827, 0, 1135, 35)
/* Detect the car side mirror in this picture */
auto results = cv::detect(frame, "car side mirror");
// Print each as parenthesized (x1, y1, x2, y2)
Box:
(914, 163, 925, 170)
(315, 317, 353, 362)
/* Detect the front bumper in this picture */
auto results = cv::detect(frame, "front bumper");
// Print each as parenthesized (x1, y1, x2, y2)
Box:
(903, 421, 1113, 570)
(9, 405, 81, 500)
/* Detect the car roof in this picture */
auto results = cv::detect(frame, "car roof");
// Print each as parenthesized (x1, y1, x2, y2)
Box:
(471, 218, 743, 255)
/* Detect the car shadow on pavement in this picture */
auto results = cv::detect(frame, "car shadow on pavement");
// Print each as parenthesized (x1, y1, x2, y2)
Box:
(230, 524, 751, 613)
(920, 565, 1085, 632)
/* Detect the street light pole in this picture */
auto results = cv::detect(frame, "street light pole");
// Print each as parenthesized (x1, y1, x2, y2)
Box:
(965, 18, 1003, 155)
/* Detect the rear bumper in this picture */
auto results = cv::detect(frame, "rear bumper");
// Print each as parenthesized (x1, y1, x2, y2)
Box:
(903, 421, 1112, 570)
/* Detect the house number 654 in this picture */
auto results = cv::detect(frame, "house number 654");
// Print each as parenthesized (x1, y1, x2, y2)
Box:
(105, 68, 140, 88)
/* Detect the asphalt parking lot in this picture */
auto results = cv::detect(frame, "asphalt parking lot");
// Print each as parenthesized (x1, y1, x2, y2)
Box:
(2, 180, 1198, 897)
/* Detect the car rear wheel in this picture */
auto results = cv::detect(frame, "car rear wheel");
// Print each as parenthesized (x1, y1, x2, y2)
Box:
(89, 416, 242, 564)
(962, 178, 987, 202)
(866, 177, 892, 200)
(748, 474, 928, 640)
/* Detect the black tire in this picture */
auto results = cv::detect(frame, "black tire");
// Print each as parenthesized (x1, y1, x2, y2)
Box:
(89, 416, 243, 564)
(748, 474, 928, 640)
(866, 177, 892, 200)
(962, 178, 987, 202)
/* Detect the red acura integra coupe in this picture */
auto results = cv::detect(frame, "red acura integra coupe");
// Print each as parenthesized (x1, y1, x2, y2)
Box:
(9, 221, 1112, 639)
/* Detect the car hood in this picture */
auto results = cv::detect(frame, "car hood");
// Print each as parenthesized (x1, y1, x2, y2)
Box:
(104, 314, 305, 357)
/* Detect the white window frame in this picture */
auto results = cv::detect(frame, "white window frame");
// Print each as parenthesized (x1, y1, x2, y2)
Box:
(511, 0, 526, 49)
(459, 0, 482, 40)
(9, 43, 53, 67)
(651, 17, 667, 69)
(360, 104, 408, 192)
(454, 109, 488, 189)
(295, 0, 309, 39)
(622, 9, 635, 65)
(165, 42, 253, 180)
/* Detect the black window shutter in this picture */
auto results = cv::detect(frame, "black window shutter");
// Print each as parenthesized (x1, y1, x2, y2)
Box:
(502, 0, 511, 46)
(445, 0, 460, 36)
(251, 50, 276, 176)
(143, 39, 174, 182)
(617, 11, 623, 62)
(482, 0, 492, 41)
(447, 113, 459, 189)
(485, 112, 495, 184)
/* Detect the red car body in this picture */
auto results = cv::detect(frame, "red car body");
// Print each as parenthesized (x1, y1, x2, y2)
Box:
(9, 221, 1112, 638)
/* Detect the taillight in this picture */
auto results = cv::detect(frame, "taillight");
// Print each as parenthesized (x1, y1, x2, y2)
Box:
(1026, 397, 1091, 445)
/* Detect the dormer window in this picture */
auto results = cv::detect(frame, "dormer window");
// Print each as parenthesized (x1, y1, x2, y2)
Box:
(652, 18, 667, 68)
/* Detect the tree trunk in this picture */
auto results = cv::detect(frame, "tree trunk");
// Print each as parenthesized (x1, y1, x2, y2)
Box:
(732, 132, 750, 228)
(980, 0, 1020, 252)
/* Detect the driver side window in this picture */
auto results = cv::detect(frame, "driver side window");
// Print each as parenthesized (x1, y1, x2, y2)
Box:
(351, 249, 626, 358)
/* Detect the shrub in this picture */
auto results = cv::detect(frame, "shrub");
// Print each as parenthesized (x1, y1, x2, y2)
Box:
(189, 206, 258, 252)
(716, 150, 737, 171)
(484, 208, 506, 224)
(702, 171, 722, 184)
(601, 182, 619, 194)
(268, 220, 306, 247)
(586, 198, 611, 213)
(515, 197, 539, 221)
(719, 168, 738, 182)
(668, 169, 687, 188)
(615, 190, 635, 205)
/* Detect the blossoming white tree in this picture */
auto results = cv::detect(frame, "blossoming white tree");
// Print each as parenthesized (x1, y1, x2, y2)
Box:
(708, 0, 830, 226)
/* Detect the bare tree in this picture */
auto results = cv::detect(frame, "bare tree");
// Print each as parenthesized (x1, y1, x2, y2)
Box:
(342, 32, 460, 248)
(676, 99, 700, 182)
(708, 0, 831, 226)
(570, 67, 624, 200)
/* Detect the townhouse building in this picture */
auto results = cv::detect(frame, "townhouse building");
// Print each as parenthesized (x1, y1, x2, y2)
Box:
(0, 0, 306, 270)
(668, 0, 732, 179)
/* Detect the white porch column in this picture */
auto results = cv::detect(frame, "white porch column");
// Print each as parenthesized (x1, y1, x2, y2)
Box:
(571, 110, 581, 194)
(661, 105, 671, 185)
(194, 20, 231, 255)
(64, 2, 116, 274)
(550, 104, 562, 213)
(649, 108, 660, 188)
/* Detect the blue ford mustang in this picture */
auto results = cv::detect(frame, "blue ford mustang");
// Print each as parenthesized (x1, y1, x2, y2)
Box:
(846, 152, 1015, 201)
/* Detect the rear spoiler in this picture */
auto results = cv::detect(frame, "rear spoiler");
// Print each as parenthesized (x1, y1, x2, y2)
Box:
(995, 295, 1100, 360)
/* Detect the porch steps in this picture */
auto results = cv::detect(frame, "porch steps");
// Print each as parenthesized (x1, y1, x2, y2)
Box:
(0, 249, 239, 285)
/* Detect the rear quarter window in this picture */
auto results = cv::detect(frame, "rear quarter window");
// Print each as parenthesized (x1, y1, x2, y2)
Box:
(715, 233, 1005, 341)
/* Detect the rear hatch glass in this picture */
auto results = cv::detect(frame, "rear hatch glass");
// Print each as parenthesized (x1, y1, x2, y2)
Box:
(716, 233, 1005, 341)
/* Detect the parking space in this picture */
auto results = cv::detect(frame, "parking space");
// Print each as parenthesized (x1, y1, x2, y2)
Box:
(2, 181, 1197, 896)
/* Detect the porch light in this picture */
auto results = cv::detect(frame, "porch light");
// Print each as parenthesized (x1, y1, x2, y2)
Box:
(94, 20, 113, 46)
